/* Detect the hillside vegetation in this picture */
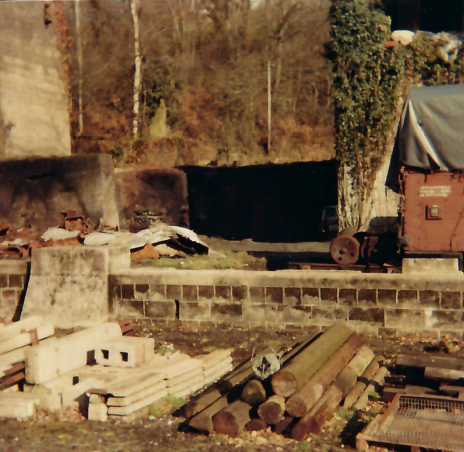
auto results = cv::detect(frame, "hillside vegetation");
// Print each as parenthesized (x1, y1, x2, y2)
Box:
(54, 0, 334, 167)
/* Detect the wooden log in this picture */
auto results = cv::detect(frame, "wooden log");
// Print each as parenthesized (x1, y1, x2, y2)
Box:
(274, 415, 295, 435)
(396, 353, 464, 371)
(353, 366, 388, 410)
(185, 348, 272, 419)
(241, 380, 267, 406)
(424, 367, 464, 381)
(292, 385, 342, 440)
(286, 333, 362, 416)
(272, 322, 352, 397)
(188, 395, 229, 433)
(333, 346, 375, 397)
(212, 401, 252, 437)
(291, 347, 374, 441)
(257, 395, 286, 425)
(343, 356, 383, 408)
(245, 418, 268, 431)
(186, 333, 319, 420)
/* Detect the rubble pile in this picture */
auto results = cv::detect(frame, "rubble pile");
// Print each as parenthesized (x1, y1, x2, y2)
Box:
(0, 210, 218, 260)
(0, 317, 232, 422)
(185, 322, 383, 441)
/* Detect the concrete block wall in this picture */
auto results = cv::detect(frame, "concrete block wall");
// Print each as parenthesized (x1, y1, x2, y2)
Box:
(110, 269, 464, 338)
(0, 261, 28, 321)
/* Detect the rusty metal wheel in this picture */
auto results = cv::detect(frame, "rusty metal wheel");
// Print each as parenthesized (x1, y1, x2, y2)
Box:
(330, 234, 360, 266)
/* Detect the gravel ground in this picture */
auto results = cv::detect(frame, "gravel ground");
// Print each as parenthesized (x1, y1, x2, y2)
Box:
(0, 323, 439, 452)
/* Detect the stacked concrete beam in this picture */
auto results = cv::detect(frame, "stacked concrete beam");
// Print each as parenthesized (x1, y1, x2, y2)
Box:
(25, 322, 122, 384)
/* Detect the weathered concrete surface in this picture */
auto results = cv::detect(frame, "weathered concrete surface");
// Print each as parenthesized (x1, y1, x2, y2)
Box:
(403, 258, 460, 275)
(22, 246, 129, 328)
(115, 167, 189, 230)
(96, 336, 154, 368)
(0, 154, 120, 230)
(0, 2, 71, 158)
(25, 322, 122, 384)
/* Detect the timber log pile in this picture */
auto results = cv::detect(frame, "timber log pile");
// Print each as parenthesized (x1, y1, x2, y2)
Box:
(186, 322, 383, 441)
(383, 352, 464, 401)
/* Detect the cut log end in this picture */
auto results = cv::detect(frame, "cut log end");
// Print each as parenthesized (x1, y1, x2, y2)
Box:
(245, 418, 268, 431)
(271, 371, 298, 397)
(285, 396, 307, 418)
(213, 412, 239, 437)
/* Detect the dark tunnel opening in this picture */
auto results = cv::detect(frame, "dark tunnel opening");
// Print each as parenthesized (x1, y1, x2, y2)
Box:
(182, 161, 337, 243)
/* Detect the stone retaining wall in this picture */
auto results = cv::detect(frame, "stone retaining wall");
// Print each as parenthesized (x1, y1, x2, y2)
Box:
(0, 261, 28, 320)
(110, 269, 464, 338)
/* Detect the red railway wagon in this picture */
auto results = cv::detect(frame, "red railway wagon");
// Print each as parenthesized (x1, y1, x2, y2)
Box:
(397, 84, 464, 257)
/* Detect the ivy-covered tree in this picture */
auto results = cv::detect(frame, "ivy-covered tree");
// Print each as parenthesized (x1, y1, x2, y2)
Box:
(327, 0, 405, 229)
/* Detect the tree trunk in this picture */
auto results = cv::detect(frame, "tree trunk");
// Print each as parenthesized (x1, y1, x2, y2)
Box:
(286, 333, 362, 417)
(213, 400, 252, 437)
(343, 356, 382, 408)
(271, 322, 352, 397)
(257, 395, 286, 425)
(241, 380, 267, 406)
(74, 0, 84, 137)
(131, 0, 142, 138)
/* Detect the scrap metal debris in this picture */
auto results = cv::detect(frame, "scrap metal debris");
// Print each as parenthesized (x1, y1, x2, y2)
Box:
(0, 210, 219, 260)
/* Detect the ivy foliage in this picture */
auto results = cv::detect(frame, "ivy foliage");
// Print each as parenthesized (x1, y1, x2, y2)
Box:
(326, 0, 405, 184)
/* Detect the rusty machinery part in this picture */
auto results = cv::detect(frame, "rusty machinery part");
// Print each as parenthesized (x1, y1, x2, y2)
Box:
(330, 234, 360, 266)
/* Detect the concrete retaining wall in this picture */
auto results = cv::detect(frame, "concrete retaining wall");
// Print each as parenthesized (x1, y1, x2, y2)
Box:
(110, 269, 464, 338)
(0, 154, 120, 231)
(0, 2, 71, 159)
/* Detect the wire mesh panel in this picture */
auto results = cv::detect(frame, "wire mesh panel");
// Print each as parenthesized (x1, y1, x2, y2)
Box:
(358, 395, 464, 452)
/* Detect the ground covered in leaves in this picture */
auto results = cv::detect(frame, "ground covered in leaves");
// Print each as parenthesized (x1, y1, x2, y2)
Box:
(0, 323, 431, 452)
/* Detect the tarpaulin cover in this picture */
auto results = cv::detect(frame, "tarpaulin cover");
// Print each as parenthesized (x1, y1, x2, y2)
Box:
(398, 83, 464, 170)
(386, 84, 464, 191)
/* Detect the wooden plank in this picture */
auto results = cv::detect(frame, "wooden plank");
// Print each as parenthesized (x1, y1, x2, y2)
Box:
(0, 324, 54, 355)
(396, 354, 464, 371)
(424, 367, 464, 381)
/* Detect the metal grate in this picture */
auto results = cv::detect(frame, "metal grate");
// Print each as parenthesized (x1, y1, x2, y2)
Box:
(358, 395, 464, 452)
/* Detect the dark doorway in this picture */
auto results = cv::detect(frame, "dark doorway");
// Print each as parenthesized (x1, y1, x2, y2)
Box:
(182, 161, 337, 242)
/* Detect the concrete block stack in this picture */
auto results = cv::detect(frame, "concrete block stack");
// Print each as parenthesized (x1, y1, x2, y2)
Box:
(0, 319, 233, 423)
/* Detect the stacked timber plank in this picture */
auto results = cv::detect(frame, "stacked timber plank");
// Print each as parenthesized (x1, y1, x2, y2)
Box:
(0, 316, 54, 391)
(383, 352, 464, 401)
(186, 322, 382, 441)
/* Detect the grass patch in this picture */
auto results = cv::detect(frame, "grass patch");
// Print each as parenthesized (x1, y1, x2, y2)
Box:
(335, 407, 354, 421)
(136, 250, 266, 271)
